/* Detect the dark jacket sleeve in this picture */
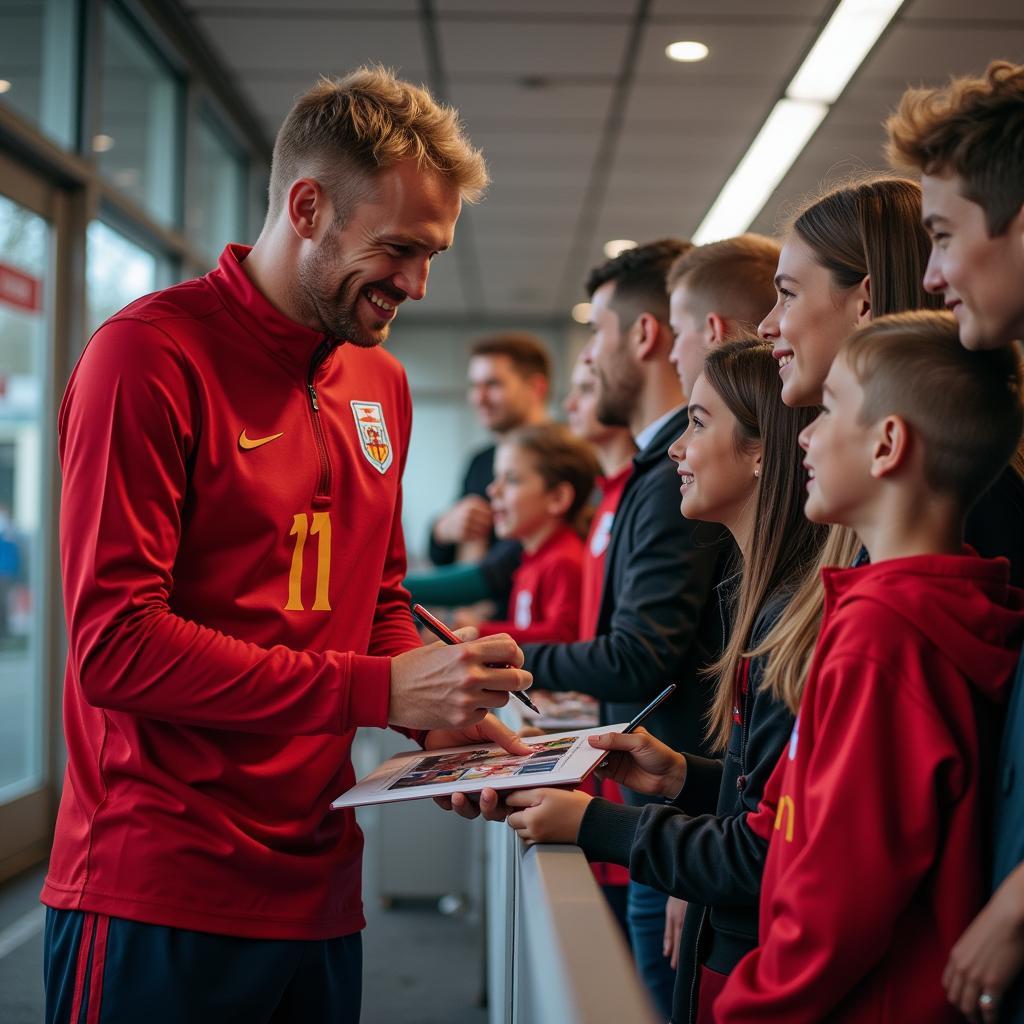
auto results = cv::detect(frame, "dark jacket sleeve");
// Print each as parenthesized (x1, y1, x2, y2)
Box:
(966, 463, 1024, 587)
(578, 796, 768, 907)
(521, 460, 727, 703)
(577, 626, 794, 907)
(673, 754, 724, 816)
(427, 447, 495, 567)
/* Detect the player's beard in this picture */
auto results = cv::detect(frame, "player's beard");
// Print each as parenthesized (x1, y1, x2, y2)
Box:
(296, 225, 395, 348)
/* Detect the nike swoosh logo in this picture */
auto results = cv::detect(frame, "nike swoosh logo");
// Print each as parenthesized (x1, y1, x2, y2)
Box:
(238, 430, 284, 450)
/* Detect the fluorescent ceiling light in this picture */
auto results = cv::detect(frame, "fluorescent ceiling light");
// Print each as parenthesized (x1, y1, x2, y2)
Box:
(603, 239, 637, 258)
(571, 302, 592, 324)
(666, 41, 709, 63)
(692, 0, 905, 240)
(789, 0, 905, 103)
(92, 134, 115, 153)
(0, 80, 11, 94)
(693, 99, 827, 244)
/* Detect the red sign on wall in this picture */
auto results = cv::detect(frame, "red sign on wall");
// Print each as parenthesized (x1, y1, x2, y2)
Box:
(0, 262, 42, 313)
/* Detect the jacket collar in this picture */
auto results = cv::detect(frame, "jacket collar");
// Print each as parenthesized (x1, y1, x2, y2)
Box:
(206, 244, 336, 375)
(633, 406, 688, 474)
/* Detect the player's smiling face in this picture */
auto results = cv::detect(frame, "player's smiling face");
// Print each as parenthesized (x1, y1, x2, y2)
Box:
(298, 158, 461, 347)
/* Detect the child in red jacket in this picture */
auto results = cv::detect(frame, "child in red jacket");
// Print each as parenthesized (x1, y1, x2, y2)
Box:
(715, 311, 1024, 1023)
(467, 423, 599, 645)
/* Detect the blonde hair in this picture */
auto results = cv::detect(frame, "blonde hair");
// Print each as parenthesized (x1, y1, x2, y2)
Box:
(268, 65, 488, 222)
(750, 526, 863, 715)
(665, 234, 781, 336)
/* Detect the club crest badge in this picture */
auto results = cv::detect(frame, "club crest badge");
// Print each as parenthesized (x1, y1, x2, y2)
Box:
(350, 401, 393, 474)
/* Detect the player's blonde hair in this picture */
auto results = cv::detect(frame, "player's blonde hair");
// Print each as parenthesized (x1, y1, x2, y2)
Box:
(268, 65, 488, 223)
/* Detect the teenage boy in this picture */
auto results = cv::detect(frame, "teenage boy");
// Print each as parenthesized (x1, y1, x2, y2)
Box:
(715, 311, 1024, 1023)
(886, 58, 1024, 1022)
(667, 233, 780, 398)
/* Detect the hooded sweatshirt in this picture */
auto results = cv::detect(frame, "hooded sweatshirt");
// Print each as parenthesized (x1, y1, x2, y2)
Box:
(716, 552, 1024, 1024)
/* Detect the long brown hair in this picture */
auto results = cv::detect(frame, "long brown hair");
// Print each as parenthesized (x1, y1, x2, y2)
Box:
(754, 177, 945, 714)
(792, 176, 943, 317)
(700, 340, 829, 749)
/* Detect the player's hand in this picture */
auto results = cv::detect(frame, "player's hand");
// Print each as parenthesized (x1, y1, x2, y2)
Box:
(433, 496, 493, 544)
(943, 863, 1024, 1023)
(425, 713, 532, 757)
(664, 897, 687, 970)
(589, 727, 687, 800)
(505, 787, 592, 846)
(389, 628, 532, 731)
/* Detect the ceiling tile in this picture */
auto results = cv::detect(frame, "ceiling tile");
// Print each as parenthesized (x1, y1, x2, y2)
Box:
(635, 20, 820, 81)
(449, 81, 614, 131)
(439, 20, 629, 76)
(651, 0, 831, 15)
(902, 0, 1024, 20)
(187, 0, 418, 8)
(857, 22, 1024, 83)
(622, 79, 778, 124)
(437, 0, 632, 14)
(195, 14, 427, 75)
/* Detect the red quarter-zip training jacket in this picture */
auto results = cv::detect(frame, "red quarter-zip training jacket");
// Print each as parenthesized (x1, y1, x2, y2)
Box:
(42, 244, 423, 940)
(715, 553, 1024, 1023)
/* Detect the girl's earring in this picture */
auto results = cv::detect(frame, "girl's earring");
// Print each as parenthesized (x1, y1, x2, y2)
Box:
(754, 468, 760, 478)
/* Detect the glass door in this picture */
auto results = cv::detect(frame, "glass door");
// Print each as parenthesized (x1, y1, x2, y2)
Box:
(0, 154, 59, 879)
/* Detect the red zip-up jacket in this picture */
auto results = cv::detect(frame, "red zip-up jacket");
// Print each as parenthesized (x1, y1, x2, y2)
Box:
(477, 524, 584, 644)
(715, 553, 1024, 1023)
(42, 245, 423, 940)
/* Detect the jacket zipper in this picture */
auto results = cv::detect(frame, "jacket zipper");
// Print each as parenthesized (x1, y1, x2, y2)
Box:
(307, 339, 333, 505)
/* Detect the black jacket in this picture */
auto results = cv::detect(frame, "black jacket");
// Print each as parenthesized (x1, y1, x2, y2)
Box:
(522, 408, 732, 764)
(576, 596, 793, 1024)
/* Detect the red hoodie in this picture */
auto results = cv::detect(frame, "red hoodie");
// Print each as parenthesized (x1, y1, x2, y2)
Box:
(42, 245, 422, 940)
(716, 552, 1024, 1024)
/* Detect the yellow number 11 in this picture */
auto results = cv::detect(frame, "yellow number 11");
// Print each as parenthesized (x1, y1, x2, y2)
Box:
(285, 512, 332, 611)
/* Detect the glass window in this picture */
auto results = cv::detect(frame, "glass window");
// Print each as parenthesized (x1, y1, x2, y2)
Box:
(0, 0, 79, 147)
(97, 5, 181, 227)
(86, 220, 159, 335)
(188, 108, 246, 265)
(0, 192, 50, 802)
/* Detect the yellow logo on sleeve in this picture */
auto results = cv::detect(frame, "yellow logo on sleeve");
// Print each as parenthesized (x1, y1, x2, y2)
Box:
(774, 795, 796, 843)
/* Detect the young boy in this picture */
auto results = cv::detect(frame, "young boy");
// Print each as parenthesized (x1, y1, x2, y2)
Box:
(714, 311, 1024, 1023)
(886, 59, 1024, 1021)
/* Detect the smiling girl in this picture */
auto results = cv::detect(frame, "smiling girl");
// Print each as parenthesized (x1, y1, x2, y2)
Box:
(501, 340, 827, 1024)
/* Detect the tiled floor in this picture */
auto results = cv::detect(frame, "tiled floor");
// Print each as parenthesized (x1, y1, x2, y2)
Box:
(0, 863, 488, 1024)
